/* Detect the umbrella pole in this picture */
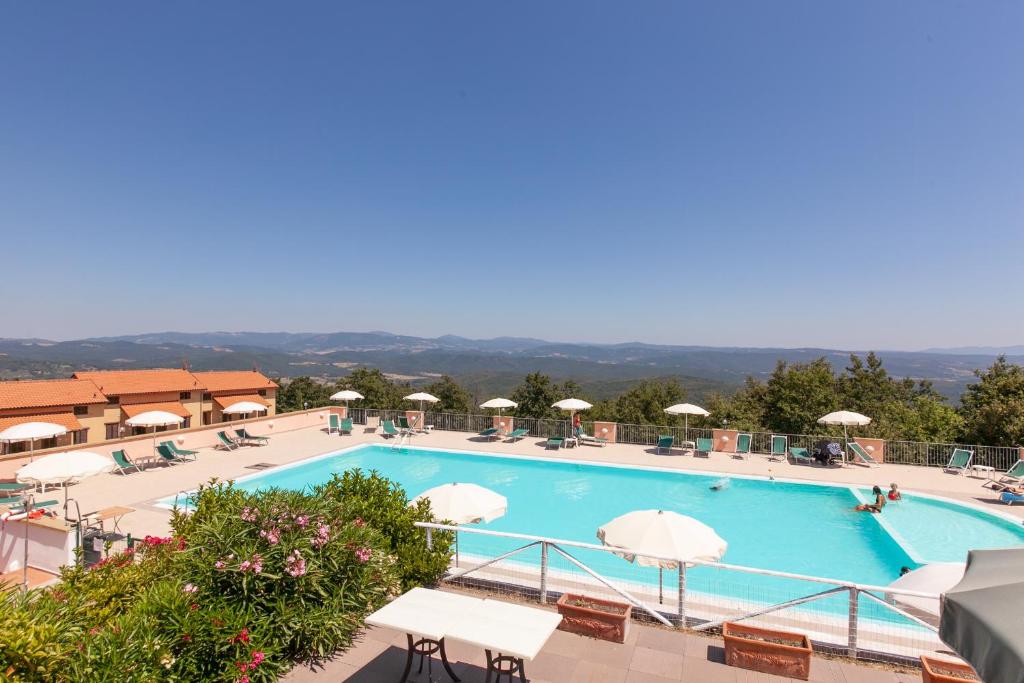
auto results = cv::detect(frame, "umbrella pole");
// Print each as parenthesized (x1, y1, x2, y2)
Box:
(843, 425, 849, 465)
(685, 415, 688, 442)
(455, 529, 459, 568)
(659, 567, 664, 604)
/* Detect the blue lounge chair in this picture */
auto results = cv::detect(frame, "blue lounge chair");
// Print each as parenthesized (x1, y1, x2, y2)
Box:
(1000, 490, 1024, 505)
(656, 435, 674, 454)
(789, 447, 814, 465)
(847, 441, 879, 467)
(944, 448, 974, 476)
(734, 433, 752, 460)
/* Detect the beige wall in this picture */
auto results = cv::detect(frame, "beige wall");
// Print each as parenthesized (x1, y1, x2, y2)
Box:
(493, 415, 513, 432)
(712, 429, 739, 453)
(852, 438, 886, 464)
(593, 421, 617, 443)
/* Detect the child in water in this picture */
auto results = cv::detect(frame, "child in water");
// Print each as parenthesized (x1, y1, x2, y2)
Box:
(709, 478, 731, 491)
(855, 486, 886, 513)
(888, 483, 902, 501)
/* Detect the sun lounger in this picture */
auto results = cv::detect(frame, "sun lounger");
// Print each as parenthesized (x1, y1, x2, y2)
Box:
(695, 437, 713, 457)
(984, 460, 1024, 491)
(398, 416, 412, 432)
(163, 441, 198, 460)
(234, 428, 269, 445)
(216, 431, 242, 450)
(576, 428, 607, 447)
(546, 437, 563, 450)
(3, 498, 59, 513)
(789, 447, 814, 465)
(366, 588, 562, 683)
(0, 495, 25, 506)
(656, 435, 674, 454)
(365, 415, 381, 433)
(381, 420, 400, 439)
(505, 428, 529, 442)
(0, 482, 31, 492)
(944, 448, 974, 475)
(999, 490, 1024, 505)
(769, 435, 787, 462)
(478, 427, 499, 439)
(110, 449, 141, 475)
(157, 443, 189, 465)
(327, 413, 340, 434)
(734, 433, 752, 459)
(339, 418, 353, 435)
(847, 441, 879, 467)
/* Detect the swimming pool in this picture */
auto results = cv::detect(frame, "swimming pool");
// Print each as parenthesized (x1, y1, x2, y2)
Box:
(160, 444, 1024, 625)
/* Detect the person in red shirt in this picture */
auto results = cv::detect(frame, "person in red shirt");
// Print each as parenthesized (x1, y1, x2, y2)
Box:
(888, 483, 902, 501)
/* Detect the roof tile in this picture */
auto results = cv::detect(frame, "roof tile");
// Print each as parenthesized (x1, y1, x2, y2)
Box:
(0, 378, 107, 411)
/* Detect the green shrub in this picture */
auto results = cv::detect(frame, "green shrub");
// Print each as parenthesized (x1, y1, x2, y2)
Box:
(314, 469, 454, 590)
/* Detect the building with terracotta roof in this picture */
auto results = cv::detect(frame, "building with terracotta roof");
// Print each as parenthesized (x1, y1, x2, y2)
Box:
(0, 378, 108, 453)
(0, 369, 277, 453)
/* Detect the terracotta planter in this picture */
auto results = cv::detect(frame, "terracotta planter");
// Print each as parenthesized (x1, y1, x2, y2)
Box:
(555, 593, 632, 644)
(723, 622, 812, 680)
(920, 656, 979, 683)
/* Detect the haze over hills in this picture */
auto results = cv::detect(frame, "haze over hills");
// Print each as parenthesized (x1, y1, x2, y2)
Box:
(1, 331, 1020, 404)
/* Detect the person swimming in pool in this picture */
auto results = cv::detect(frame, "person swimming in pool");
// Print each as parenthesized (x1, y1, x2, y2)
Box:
(855, 486, 886, 513)
(709, 478, 731, 491)
(888, 483, 902, 501)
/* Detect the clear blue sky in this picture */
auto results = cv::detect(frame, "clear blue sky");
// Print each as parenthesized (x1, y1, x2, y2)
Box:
(2, 2, 1021, 350)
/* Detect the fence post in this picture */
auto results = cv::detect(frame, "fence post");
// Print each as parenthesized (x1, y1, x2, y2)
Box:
(678, 563, 686, 628)
(847, 587, 858, 658)
(539, 541, 549, 604)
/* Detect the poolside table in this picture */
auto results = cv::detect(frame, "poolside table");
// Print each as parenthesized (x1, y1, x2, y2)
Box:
(366, 587, 562, 683)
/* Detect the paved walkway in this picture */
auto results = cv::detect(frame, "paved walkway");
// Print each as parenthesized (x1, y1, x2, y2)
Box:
(284, 604, 924, 683)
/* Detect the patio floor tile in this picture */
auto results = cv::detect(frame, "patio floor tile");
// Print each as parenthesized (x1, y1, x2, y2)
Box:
(629, 645, 685, 680)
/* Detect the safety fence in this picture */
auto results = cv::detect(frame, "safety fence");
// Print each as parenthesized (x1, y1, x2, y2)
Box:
(348, 408, 1021, 470)
(416, 522, 946, 666)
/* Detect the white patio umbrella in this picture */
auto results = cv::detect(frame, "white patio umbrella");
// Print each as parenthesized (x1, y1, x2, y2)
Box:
(404, 392, 439, 430)
(887, 562, 966, 616)
(221, 400, 268, 422)
(480, 397, 517, 416)
(330, 389, 364, 415)
(412, 482, 508, 567)
(125, 410, 185, 458)
(663, 403, 710, 440)
(0, 421, 69, 462)
(16, 451, 115, 501)
(598, 509, 727, 607)
(817, 410, 871, 463)
(552, 398, 592, 437)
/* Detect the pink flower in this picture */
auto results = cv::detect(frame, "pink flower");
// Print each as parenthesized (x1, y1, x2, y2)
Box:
(295, 515, 309, 528)
(240, 507, 257, 522)
(311, 522, 331, 548)
(240, 560, 251, 572)
(353, 517, 366, 528)
(214, 560, 226, 570)
(251, 651, 265, 666)
(355, 547, 372, 563)
(183, 583, 198, 594)
(286, 549, 307, 578)
(259, 527, 281, 545)
(238, 677, 249, 683)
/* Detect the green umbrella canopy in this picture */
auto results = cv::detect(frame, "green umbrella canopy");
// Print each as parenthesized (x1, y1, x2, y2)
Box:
(939, 547, 1024, 683)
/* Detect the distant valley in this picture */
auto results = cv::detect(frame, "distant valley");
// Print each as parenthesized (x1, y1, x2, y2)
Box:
(0, 331, 1020, 404)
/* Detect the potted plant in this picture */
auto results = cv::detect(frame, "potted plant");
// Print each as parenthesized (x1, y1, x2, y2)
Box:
(920, 655, 979, 683)
(722, 621, 813, 680)
(555, 593, 632, 643)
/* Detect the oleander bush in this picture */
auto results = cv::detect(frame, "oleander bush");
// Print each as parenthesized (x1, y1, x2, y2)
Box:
(0, 473, 454, 682)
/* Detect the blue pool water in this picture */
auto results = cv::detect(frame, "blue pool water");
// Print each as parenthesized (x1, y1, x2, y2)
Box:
(162, 445, 1024, 621)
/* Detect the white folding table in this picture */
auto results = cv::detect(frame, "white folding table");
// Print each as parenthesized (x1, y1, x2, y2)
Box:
(366, 588, 563, 683)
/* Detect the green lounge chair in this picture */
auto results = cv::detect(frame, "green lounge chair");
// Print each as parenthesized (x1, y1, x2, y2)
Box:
(656, 435, 674, 454)
(327, 414, 341, 435)
(339, 418, 353, 435)
(216, 431, 242, 450)
(944, 448, 974, 476)
(847, 441, 879, 467)
(505, 428, 529, 443)
(397, 416, 411, 431)
(789, 447, 814, 465)
(3, 498, 59, 512)
(0, 482, 31, 492)
(111, 449, 141, 475)
(734, 433, 752, 459)
(234, 428, 269, 445)
(986, 460, 1024, 491)
(546, 437, 563, 450)
(479, 427, 499, 439)
(157, 443, 188, 465)
(768, 435, 788, 462)
(576, 428, 607, 447)
(0, 495, 25, 506)
(695, 437, 713, 457)
(162, 441, 198, 460)
(381, 420, 400, 439)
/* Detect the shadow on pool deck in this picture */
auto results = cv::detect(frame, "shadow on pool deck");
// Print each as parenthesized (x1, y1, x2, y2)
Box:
(284, 615, 924, 683)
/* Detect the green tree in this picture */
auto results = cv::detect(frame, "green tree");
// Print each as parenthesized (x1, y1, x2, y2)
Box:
(509, 372, 560, 419)
(275, 376, 333, 412)
(423, 375, 473, 413)
(959, 356, 1024, 446)
(762, 358, 838, 434)
(335, 368, 407, 409)
(704, 377, 769, 431)
(610, 378, 686, 425)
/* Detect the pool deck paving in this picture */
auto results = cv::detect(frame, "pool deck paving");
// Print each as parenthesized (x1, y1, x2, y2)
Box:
(282, 595, 925, 683)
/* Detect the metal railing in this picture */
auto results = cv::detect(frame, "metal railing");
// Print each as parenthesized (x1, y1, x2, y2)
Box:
(416, 522, 943, 664)
(348, 408, 1021, 470)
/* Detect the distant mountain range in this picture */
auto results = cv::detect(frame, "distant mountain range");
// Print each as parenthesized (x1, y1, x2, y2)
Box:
(1, 331, 1020, 403)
